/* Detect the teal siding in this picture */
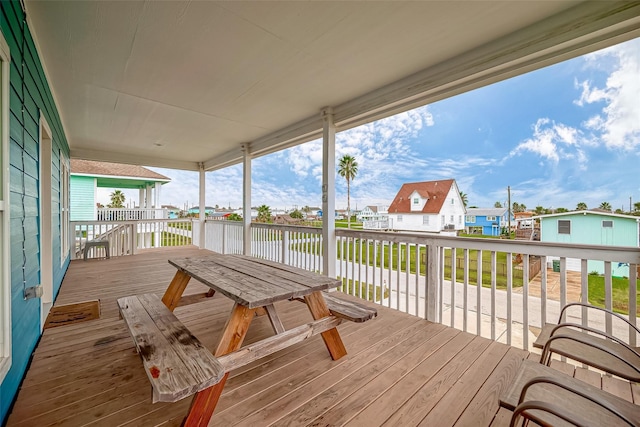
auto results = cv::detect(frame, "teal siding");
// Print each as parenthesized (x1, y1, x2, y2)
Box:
(70, 176, 96, 221)
(540, 213, 639, 276)
(1, 1, 71, 422)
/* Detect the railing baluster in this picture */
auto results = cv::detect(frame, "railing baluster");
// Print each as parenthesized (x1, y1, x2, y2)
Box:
(506, 252, 513, 346)
(540, 255, 547, 328)
(604, 261, 613, 336)
(463, 249, 469, 333)
(629, 264, 637, 346)
(405, 243, 410, 312)
(477, 250, 483, 336)
(523, 254, 529, 350)
(414, 244, 420, 317)
(491, 251, 497, 341)
(450, 247, 456, 329)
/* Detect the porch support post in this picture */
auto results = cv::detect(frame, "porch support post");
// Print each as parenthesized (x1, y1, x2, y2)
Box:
(139, 188, 144, 209)
(198, 163, 206, 249)
(321, 107, 336, 278)
(242, 144, 252, 256)
(145, 185, 152, 208)
(154, 182, 161, 210)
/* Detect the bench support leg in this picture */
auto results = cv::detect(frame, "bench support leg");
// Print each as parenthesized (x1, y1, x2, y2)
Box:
(183, 303, 254, 426)
(304, 292, 347, 360)
(161, 270, 191, 311)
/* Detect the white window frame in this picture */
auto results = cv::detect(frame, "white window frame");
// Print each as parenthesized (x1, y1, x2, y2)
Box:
(486, 215, 497, 221)
(60, 152, 69, 264)
(0, 31, 11, 382)
(602, 220, 613, 228)
(558, 219, 571, 235)
(413, 198, 420, 205)
(423, 215, 429, 225)
(466, 215, 476, 223)
(397, 214, 403, 222)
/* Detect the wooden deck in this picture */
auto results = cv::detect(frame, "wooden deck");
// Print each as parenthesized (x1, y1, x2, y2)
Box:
(5, 248, 636, 426)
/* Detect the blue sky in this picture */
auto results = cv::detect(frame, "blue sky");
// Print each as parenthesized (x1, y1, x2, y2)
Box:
(99, 38, 640, 212)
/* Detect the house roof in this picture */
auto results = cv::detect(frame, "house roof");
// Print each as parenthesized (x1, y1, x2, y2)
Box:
(25, 2, 638, 172)
(532, 210, 640, 221)
(71, 159, 170, 181)
(388, 179, 456, 214)
(466, 207, 508, 217)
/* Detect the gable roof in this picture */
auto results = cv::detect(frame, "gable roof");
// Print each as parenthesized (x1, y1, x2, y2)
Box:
(466, 207, 508, 217)
(388, 179, 456, 214)
(71, 159, 170, 181)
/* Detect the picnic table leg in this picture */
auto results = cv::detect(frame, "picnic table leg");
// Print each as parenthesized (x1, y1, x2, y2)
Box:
(304, 292, 347, 360)
(183, 303, 255, 426)
(161, 270, 191, 311)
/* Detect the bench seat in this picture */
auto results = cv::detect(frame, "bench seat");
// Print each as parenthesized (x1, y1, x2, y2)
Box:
(294, 292, 378, 323)
(117, 293, 225, 403)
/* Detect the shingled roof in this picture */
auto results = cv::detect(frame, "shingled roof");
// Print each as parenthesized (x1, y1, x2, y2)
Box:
(388, 179, 456, 214)
(70, 159, 170, 181)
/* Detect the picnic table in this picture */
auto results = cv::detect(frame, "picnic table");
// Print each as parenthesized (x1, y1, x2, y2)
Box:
(118, 253, 377, 426)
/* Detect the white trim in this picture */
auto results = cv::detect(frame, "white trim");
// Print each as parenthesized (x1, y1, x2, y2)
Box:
(60, 151, 69, 265)
(70, 172, 170, 183)
(39, 115, 53, 330)
(0, 28, 12, 382)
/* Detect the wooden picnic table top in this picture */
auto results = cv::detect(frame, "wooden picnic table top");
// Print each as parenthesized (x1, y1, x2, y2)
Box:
(168, 254, 341, 308)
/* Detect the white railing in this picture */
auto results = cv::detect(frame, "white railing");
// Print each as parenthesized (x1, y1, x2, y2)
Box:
(71, 218, 193, 260)
(219, 223, 638, 351)
(96, 208, 167, 221)
(203, 220, 244, 254)
(363, 220, 389, 230)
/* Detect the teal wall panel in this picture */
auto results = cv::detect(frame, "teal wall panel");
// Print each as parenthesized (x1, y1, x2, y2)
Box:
(70, 176, 96, 221)
(1, 1, 71, 422)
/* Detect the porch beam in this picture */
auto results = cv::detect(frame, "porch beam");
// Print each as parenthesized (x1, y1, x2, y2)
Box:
(70, 148, 200, 171)
(242, 144, 252, 256)
(198, 163, 205, 250)
(321, 108, 336, 279)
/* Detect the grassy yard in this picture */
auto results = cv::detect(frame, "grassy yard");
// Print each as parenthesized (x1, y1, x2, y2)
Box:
(337, 278, 389, 302)
(587, 275, 640, 316)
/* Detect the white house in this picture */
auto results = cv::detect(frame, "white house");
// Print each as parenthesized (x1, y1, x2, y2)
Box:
(387, 179, 466, 235)
(357, 205, 389, 230)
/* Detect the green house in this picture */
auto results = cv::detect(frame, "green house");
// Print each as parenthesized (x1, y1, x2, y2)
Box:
(538, 211, 640, 277)
(70, 160, 170, 221)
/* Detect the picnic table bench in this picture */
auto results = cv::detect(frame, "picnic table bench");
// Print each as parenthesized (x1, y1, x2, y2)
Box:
(117, 253, 377, 426)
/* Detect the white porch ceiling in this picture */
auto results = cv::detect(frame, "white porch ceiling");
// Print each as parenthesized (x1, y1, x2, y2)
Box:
(25, 1, 640, 171)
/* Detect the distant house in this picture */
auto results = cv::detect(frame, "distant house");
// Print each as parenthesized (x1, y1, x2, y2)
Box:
(465, 207, 511, 236)
(357, 205, 389, 230)
(161, 205, 180, 219)
(387, 179, 466, 235)
(273, 214, 302, 225)
(70, 160, 171, 221)
(187, 206, 216, 217)
(535, 210, 640, 276)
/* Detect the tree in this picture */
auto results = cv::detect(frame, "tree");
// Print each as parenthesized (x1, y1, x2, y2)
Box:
(634, 202, 640, 212)
(534, 206, 545, 215)
(576, 202, 587, 211)
(459, 192, 468, 208)
(494, 201, 503, 208)
(555, 207, 568, 213)
(290, 209, 303, 219)
(512, 202, 526, 213)
(614, 208, 624, 214)
(303, 205, 311, 214)
(338, 155, 358, 229)
(227, 213, 242, 221)
(599, 201, 611, 212)
(256, 204, 272, 223)
(108, 190, 125, 208)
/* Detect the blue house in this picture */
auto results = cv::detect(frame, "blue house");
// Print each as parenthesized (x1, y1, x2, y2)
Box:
(465, 207, 511, 236)
(0, 3, 71, 419)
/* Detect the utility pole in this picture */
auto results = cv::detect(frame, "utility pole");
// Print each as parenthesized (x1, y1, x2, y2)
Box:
(507, 186, 511, 239)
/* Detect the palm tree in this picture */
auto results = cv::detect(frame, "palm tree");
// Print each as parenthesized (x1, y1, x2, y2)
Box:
(494, 201, 503, 208)
(256, 204, 272, 223)
(599, 201, 612, 212)
(576, 202, 588, 211)
(459, 192, 468, 208)
(108, 190, 126, 208)
(338, 155, 358, 228)
(534, 205, 545, 215)
(512, 202, 526, 213)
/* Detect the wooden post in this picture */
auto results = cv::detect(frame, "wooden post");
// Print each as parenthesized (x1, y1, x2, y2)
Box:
(304, 291, 347, 360)
(183, 303, 254, 426)
(161, 270, 191, 311)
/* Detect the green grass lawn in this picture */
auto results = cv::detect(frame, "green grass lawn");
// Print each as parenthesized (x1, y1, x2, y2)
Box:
(587, 275, 640, 316)
(337, 278, 389, 302)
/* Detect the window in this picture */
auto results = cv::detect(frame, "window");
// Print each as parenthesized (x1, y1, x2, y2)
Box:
(558, 219, 571, 234)
(413, 198, 420, 205)
(441, 215, 445, 225)
(466, 215, 476, 223)
(0, 30, 10, 381)
(602, 220, 613, 228)
(486, 216, 496, 221)
(450, 215, 454, 222)
(451, 198, 454, 205)
(397, 215, 403, 222)
(458, 215, 462, 225)
(423, 215, 429, 225)
(60, 152, 69, 264)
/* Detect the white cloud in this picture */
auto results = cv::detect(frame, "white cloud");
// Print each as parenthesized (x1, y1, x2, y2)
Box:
(575, 39, 640, 150)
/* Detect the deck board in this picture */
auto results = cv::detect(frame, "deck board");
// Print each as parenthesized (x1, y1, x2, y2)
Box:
(6, 247, 633, 426)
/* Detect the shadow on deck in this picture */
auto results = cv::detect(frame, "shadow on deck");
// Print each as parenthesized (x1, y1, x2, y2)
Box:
(7, 247, 532, 426)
